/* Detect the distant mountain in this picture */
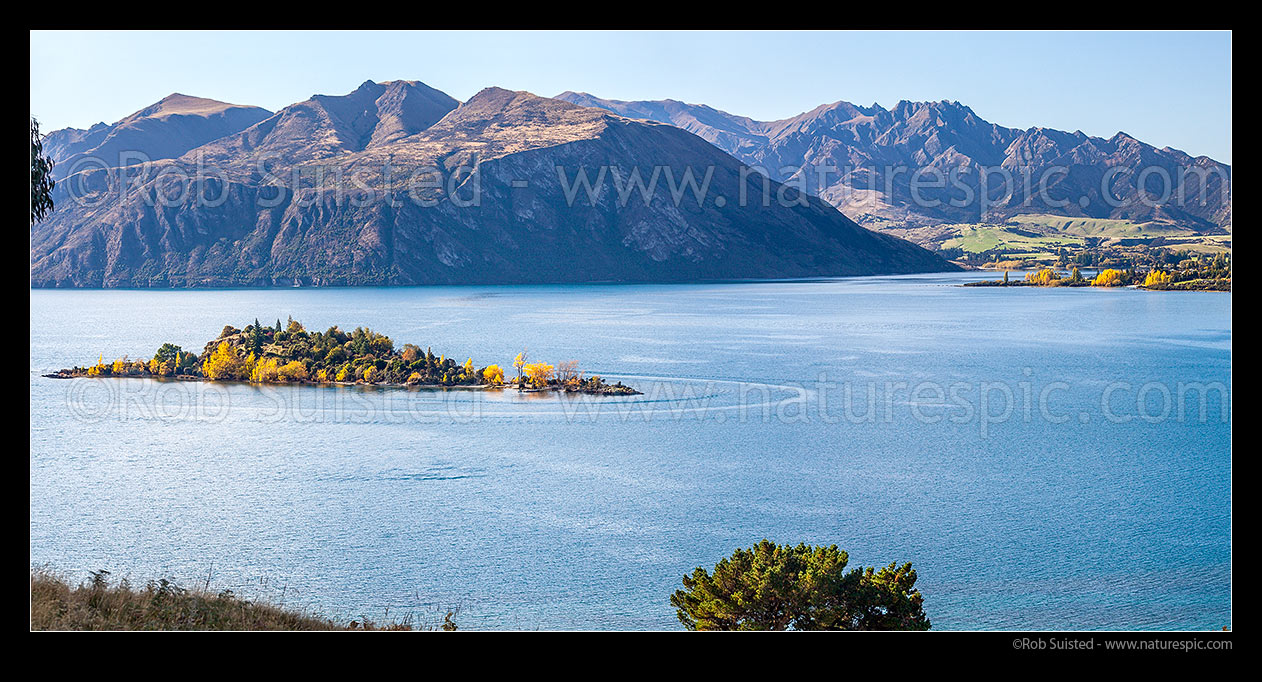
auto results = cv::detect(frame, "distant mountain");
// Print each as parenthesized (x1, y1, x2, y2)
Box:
(43, 94, 272, 179)
(556, 92, 1232, 230)
(191, 79, 459, 171)
(31, 82, 951, 287)
(558, 92, 772, 159)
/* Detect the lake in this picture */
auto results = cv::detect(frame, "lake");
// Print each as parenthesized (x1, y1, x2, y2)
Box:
(29, 272, 1232, 630)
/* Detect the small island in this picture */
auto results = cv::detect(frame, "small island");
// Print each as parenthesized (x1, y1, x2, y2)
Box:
(43, 318, 641, 396)
(964, 253, 1231, 291)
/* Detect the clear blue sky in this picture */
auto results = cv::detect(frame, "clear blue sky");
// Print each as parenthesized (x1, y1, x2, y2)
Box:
(30, 30, 1232, 163)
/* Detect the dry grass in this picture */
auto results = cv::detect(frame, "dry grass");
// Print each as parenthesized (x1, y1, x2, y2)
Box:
(31, 568, 449, 631)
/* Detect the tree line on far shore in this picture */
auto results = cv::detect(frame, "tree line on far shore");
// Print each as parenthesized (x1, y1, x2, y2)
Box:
(971, 253, 1230, 291)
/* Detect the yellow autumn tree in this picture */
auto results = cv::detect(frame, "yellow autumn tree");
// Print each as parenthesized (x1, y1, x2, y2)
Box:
(1025, 268, 1061, 286)
(523, 362, 554, 389)
(277, 361, 308, 382)
(463, 358, 475, 377)
(513, 351, 527, 383)
(87, 354, 107, 377)
(203, 341, 244, 380)
(251, 357, 280, 383)
(1093, 269, 1124, 287)
(483, 364, 504, 386)
(1144, 270, 1173, 287)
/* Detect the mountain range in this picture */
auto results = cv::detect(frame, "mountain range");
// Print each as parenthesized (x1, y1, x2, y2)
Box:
(35, 80, 1230, 288)
(556, 92, 1232, 230)
(32, 81, 948, 287)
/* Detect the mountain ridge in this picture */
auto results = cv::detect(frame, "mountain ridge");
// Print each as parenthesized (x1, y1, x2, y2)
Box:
(32, 81, 951, 288)
(43, 95, 272, 180)
(555, 92, 1231, 230)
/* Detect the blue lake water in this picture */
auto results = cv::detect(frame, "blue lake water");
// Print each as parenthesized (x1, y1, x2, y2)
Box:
(29, 272, 1231, 630)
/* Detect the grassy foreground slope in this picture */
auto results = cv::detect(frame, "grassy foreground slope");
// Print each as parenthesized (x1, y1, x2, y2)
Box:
(30, 568, 445, 631)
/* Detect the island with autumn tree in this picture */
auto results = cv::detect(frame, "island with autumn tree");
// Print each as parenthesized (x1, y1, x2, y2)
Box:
(43, 317, 641, 396)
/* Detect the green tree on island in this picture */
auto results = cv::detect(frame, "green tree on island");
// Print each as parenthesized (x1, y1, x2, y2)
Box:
(670, 539, 930, 631)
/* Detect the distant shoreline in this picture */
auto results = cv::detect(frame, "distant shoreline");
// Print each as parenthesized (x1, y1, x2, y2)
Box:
(962, 281, 1230, 292)
(963, 265, 1230, 292)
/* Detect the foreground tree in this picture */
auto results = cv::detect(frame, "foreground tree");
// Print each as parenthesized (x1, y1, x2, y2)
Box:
(30, 117, 55, 224)
(670, 540, 930, 631)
